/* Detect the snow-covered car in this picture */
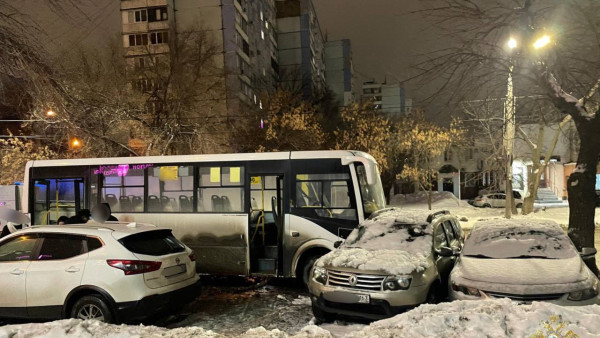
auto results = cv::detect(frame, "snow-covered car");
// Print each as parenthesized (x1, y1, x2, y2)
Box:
(470, 192, 523, 208)
(449, 219, 600, 305)
(308, 208, 463, 322)
(0, 222, 201, 323)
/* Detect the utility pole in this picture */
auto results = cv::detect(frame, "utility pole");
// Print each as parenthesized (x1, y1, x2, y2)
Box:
(503, 63, 515, 218)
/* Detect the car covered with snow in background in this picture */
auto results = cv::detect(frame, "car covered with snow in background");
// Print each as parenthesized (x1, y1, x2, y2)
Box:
(449, 219, 600, 305)
(0, 222, 201, 323)
(308, 208, 463, 322)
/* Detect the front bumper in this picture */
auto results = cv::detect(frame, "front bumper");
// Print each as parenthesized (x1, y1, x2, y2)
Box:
(309, 281, 429, 320)
(114, 278, 202, 323)
(449, 289, 600, 306)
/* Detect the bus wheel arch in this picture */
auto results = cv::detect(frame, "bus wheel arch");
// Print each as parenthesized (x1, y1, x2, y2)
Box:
(294, 244, 331, 287)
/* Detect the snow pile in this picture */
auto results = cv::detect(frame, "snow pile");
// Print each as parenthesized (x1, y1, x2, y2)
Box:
(348, 299, 600, 338)
(390, 191, 466, 208)
(316, 209, 434, 275)
(464, 218, 577, 259)
(0, 319, 219, 338)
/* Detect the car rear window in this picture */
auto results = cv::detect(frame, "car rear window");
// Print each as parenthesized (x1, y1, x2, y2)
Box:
(119, 230, 185, 256)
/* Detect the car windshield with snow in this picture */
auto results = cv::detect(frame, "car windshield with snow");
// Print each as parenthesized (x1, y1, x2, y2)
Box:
(449, 219, 600, 305)
(308, 208, 463, 321)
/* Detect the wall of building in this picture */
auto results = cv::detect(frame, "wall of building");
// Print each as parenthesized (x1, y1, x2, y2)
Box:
(324, 39, 354, 107)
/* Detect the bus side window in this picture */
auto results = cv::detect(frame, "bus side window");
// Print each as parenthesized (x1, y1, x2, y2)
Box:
(197, 166, 245, 213)
(294, 174, 356, 221)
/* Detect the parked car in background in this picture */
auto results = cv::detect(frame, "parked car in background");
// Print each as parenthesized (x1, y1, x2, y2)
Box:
(0, 222, 201, 323)
(308, 208, 463, 322)
(449, 219, 599, 305)
(470, 192, 523, 208)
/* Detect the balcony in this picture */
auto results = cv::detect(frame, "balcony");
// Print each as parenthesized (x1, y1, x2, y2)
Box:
(121, 0, 167, 10)
(124, 44, 169, 57)
(122, 21, 169, 34)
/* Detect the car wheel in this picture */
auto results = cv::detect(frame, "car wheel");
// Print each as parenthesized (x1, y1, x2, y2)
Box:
(426, 285, 441, 304)
(71, 295, 114, 323)
(516, 203, 523, 208)
(483, 203, 491, 208)
(298, 254, 320, 288)
(311, 302, 335, 323)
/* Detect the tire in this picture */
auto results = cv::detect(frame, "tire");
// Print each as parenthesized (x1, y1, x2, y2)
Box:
(297, 254, 320, 288)
(483, 203, 491, 208)
(516, 203, 523, 208)
(426, 286, 439, 304)
(71, 295, 114, 323)
(312, 302, 335, 324)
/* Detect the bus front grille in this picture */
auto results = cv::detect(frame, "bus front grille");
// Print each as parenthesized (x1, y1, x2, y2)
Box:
(327, 270, 386, 291)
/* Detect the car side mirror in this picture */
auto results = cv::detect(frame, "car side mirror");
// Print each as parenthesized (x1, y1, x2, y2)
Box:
(580, 247, 597, 258)
(436, 246, 461, 257)
(334, 240, 343, 249)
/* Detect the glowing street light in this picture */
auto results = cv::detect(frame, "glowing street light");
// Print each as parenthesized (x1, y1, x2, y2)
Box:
(507, 37, 518, 50)
(533, 35, 551, 49)
(70, 138, 82, 149)
(46, 110, 56, 118)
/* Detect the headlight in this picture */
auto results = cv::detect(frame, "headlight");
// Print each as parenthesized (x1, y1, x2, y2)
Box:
(568, 279, 599, 301)
(451, 283, 481, 297)
(383, 276, 411, 291)
(312, 266, 327, 284)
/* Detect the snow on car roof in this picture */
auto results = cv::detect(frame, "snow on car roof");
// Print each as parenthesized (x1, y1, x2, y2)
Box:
(316, 208, 443, 275)
(464, 218, 577, 259)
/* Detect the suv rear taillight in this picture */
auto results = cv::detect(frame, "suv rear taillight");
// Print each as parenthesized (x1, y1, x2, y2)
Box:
(107, 260, 162, 275)
(189, 252, 196, 262)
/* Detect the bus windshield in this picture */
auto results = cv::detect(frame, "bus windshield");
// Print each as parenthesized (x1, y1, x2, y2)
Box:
(356, 163, 386, 217)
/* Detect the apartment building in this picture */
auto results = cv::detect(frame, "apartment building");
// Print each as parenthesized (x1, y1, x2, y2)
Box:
(361, 81, 412, 115)
(120, 0, 279, 115)
(275, 0, 326, 99)
(324, 39, 355, 107)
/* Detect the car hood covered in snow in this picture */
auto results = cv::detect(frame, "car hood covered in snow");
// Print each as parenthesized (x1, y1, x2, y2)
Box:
(315, 208, 434, 275)
(457, 255, 587, 285)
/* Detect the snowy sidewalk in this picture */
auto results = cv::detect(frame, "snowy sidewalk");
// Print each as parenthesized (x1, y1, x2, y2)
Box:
(2, 299, 599, 337)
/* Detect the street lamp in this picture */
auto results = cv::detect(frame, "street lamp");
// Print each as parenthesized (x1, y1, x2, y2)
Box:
(45, 110, 56, 118)
(533, 35, 551, 49)
(70, 138, 82, 149)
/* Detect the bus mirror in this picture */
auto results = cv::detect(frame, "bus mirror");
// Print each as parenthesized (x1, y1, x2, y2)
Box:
(341, 156, 375, 185)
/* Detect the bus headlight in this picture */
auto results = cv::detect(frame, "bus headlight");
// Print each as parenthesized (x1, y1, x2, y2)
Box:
(383, 276, 411, 291)
(312, 267, 327, 284)
(568, 279, 599, 301)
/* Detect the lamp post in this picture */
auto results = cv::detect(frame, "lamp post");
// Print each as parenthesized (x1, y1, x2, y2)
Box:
(503, 37, 517, 219)
(503, 35, 551, 218)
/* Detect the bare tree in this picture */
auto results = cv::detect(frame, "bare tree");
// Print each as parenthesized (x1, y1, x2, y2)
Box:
(415, 0, 600, 273)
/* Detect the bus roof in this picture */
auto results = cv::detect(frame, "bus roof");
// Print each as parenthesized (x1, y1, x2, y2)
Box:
(26, 150, 376, 168)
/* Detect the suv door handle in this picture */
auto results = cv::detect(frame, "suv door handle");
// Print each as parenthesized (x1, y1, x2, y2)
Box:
(65, 266, 80, 273)
(10, 268, 24, 275)
(291, 231, 300, 237)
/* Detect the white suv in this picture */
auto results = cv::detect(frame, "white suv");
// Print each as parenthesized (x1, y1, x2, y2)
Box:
(0, 222, 200, 323)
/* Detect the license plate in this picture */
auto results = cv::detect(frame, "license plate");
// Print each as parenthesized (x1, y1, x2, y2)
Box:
(357, 294, 370, 304)
(163, 264, 187, 277)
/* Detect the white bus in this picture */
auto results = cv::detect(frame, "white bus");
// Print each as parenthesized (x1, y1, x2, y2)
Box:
(23, 150, 385, 284)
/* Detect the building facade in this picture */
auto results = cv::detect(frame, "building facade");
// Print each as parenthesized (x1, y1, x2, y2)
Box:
(120, 0, 278, 116)
(276, 0, 326, 99)
(324, 39, 354, 107)
(361, 81, 411, 115)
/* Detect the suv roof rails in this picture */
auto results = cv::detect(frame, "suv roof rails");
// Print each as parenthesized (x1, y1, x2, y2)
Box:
(427, 210, 450, 223)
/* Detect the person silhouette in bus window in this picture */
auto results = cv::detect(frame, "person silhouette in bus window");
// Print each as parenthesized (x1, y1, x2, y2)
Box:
(68, 209, 91, 224)
(102, 203, 119, 222)
(57, 216, 69, 225)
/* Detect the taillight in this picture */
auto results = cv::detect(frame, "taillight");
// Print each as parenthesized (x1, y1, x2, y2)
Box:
(189, 252, 196, 262)
(107, 260, 162, 275)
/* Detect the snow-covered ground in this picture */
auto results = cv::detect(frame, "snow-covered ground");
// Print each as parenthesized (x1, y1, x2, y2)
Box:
(389, 191, 600, 229)
(2, 299, 600, 337)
